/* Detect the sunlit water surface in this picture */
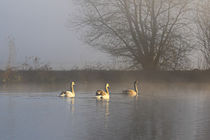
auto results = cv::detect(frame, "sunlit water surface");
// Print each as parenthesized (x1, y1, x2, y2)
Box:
(0, 84, 210, 140)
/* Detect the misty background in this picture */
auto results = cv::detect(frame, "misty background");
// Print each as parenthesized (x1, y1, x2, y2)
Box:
(0, 0, 209, 71)
(0, 0, 112, 70)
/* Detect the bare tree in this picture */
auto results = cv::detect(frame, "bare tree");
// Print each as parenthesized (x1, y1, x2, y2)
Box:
(196, 0, 210, 69)
(75, 0, 192, 70)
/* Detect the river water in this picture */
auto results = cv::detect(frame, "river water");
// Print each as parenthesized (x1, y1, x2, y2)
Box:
(0, 83, 210, 140)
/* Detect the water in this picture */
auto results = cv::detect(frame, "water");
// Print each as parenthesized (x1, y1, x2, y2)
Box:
(0, 84, 210, 140)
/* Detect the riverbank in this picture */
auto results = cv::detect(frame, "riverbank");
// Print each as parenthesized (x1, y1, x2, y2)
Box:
(1, 69, 210, 84)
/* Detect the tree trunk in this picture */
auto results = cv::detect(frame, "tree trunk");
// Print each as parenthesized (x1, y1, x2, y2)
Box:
(142, 57, 158, 71)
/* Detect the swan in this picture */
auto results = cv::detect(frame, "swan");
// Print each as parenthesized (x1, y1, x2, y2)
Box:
(59, 81, 76, 97)
(96, 83, 110, 100)
(122, 80, 139, 96)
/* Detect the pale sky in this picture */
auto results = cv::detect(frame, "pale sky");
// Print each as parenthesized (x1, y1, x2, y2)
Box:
(0, 0, 110, 70)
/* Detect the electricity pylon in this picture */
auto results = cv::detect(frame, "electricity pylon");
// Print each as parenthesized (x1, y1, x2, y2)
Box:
(7, 35, 16, 70)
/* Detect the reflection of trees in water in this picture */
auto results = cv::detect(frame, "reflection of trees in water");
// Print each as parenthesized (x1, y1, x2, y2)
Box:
(195, 96, 210, 140)
(7, 96, 15, 140)
(85, 96, 176, 140)
(84, 94, 210, 140)
(126, 97, 175, 140)
(83, 99, 111, 140)
(126, 95, 210, 140)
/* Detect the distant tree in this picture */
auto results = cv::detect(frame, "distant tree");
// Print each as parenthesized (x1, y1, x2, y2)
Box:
(21, 56, 52, 71)
(75, 0, 192, 70)
(196, 0, 210, 69)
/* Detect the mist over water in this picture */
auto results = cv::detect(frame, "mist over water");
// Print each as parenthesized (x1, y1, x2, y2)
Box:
(0, 83, 210, 140)
(0, 0, 210, 139)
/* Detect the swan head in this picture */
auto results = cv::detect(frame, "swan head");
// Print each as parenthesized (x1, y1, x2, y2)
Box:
(106, 83, 110, 88)
(134, 80, 139, 84)
(71, 81, 75, 86)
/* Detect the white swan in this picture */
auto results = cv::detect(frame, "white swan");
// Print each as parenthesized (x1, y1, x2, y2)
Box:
(96, 83, 110, 100)
(122, 80, 139, 96)
(59, 81, 76, 97)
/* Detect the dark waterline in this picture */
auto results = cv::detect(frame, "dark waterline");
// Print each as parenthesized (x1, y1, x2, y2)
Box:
(0, 84, 210, 140)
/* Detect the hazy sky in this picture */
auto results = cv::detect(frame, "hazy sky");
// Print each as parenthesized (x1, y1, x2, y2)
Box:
(0, 0, 110, 70)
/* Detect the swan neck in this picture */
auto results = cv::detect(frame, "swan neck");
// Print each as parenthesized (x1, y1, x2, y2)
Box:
(134, 83, 138, 95)
(105, 85, 109, 94)
(71, 84, 75, 94)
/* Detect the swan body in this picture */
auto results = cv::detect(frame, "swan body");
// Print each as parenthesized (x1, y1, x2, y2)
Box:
(96, 83, 110, 99)
(59, 82, 75, 97)
(123, 80, 139, 96)
(122, 89, 137, 96)
(59, 90, 75, 97)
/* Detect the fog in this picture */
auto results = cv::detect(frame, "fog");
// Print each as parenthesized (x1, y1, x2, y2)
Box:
(1, 1, 210, 139)
(0, 0, 110, 70)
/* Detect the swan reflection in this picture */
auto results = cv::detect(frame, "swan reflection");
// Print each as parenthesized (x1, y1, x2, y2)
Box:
(65, 97, 75, 113)
(96, 99, 110, 128)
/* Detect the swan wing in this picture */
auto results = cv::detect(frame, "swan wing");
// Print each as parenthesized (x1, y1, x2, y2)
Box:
(65, 91, 75, 97)
(96, 90, 105, 96)
(59, 91, 66, 97)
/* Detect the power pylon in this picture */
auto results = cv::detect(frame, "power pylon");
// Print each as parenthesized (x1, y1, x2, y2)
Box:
(7, 35, 16, 70)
